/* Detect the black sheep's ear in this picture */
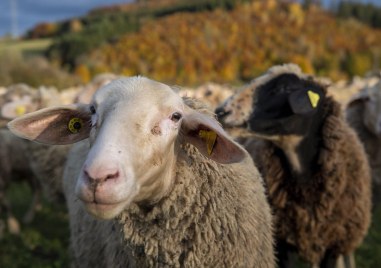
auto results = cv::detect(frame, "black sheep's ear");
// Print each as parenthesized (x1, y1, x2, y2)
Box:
(288, 89, 322, 115)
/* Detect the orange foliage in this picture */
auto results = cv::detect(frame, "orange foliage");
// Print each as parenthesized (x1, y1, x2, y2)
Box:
(74, 64, 91, 83)
(27, 22, 58, 39)
(82, 1, 381, 85)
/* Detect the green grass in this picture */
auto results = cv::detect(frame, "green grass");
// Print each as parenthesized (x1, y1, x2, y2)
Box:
(0, 39, 52, 57)
(356, 205, 381, 268)
(1, 181, 380, 267)
(0, 182, 69, 268)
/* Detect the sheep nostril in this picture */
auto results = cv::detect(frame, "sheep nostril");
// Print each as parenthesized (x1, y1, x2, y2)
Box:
(215, 107, 231, 121)
(83, 169, 91, 181)
(83, 168, 120, 186)
(106, 171, 119, 181)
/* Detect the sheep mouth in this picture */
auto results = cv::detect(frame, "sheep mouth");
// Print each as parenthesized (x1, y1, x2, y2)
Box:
(83, 199, 124, 209)
(82, 200, 129, 219)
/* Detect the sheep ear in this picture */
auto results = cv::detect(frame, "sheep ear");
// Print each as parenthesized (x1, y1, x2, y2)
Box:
(288, 89, 323, 115)
(7, 104, 91, 145)
(181, 110, 246, 164)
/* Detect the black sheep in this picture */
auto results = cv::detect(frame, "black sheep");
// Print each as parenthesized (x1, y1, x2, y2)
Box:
(216, 64, 372, 268)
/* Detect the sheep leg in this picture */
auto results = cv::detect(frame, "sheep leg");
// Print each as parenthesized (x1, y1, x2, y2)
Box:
(320, 249, 339, 268)
(343, 253, 356, 268)
(276, 239, 297, 268)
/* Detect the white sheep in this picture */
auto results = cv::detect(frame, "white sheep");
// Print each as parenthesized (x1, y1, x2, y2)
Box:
(328, 75, 380, 106)
(0, 84, 39, 126)
(346, 80, 381, 207)
(8, 76, 275, 267)
(74, 73, 119, 104)
(178, 82, 233, 110)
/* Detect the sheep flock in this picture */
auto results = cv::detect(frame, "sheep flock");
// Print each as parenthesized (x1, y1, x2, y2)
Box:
(0, 65, 380, 267)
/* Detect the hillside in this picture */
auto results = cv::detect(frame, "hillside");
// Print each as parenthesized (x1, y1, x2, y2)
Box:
(74, 0, 381, 86)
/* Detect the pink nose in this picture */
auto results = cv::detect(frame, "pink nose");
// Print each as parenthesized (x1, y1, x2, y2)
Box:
(83, 165, 120, 187)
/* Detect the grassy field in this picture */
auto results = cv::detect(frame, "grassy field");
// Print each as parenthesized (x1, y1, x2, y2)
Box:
(1, 181, 381, 267)
(0, 38, 52, 57)
(0, 182, 69, 268)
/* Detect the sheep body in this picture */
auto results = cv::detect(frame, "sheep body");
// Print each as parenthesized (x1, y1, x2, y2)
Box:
(9, 76, 275, 267)
(249, 97, 371, 263)
(64, 138, 274, 267)
(216, 64, 371, 266)
(178, 82, 233, 110)
(346, 81, 381, 206)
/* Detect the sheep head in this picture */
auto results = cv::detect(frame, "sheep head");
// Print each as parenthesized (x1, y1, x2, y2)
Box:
(216, 63, 326, 137)
(216, 63, 327, 180)
(8, 76, 246, 219)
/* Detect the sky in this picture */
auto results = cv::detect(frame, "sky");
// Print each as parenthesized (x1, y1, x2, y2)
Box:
(0, 0, 132, 37)
(0, 0, 380, 38)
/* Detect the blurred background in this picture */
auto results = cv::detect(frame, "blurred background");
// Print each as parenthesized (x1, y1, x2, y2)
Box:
(0, 0, 380, 267)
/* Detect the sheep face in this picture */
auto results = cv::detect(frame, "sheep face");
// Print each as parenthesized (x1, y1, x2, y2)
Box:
(216, 64, 324, 139)
(215, 84, 254, 128)
(248, 73, 325, 137)
(76, 78, 188, 219)
(8, 76, 246, 220)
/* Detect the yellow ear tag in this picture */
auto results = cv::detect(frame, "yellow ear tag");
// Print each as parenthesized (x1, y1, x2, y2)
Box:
(68, 118, 83, 133)
(15, 105, 26, 116)
(307, 90, 320, 108)
(199, 130, 217, 155)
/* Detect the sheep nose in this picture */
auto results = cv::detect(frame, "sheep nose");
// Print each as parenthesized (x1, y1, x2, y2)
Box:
(83, 166, 120, 187)
(215, 106, 231, 121)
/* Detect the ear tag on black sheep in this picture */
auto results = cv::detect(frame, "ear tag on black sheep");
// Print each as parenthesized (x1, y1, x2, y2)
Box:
(307, 90, 320, 108)
(289, 89, 319, 115)
(68, 118, 83, 133)
(199, 130, 217, 155)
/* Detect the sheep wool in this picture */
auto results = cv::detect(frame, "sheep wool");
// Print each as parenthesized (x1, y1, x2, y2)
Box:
(64, 139, 275, 267)
(118, 142, 274, 267)
(346, 87, 381, 206)
(250, 96, 371, 263)
(50, 89, 276, 268)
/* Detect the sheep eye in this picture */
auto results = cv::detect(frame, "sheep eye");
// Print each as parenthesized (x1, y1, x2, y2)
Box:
(170, 112, 182, 122)
(90, 105, 96, 114)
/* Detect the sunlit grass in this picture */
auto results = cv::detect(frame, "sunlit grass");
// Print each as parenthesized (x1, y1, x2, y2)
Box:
(0, 38, 52, 57)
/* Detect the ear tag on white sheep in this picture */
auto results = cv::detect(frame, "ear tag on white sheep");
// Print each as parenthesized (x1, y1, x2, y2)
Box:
(15, 105, 26, 116)
(307, 90, 320, 108)
(68, 118, 83, 134)
(199, 130, 217, 155)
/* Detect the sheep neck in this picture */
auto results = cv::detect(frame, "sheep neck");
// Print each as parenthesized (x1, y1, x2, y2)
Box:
(273, 115, 324, 183)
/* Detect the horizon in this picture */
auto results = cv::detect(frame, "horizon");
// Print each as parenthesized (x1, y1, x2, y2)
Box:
(0, 0, 380, 38)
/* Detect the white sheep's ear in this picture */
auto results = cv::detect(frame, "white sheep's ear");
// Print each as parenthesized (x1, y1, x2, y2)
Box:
(7, 103, 91, 145)
(181, 110, 246, 164)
